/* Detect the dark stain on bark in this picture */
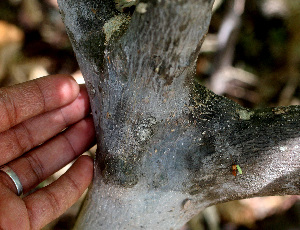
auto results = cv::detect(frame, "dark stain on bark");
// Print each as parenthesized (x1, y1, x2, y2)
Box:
(102, 154, 140, 187)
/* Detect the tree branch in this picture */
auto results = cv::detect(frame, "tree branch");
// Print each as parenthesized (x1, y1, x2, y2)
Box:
(58, 0, 300, 229)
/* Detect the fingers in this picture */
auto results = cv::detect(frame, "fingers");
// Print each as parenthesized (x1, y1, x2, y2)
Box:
(0, 75, 94, 229)
(0, 156, 93, 230)
(0, 74, 79, 133)
(0, 85, 90, 165)
(3, 116, 95, 194)
(24, 155, 93, 230)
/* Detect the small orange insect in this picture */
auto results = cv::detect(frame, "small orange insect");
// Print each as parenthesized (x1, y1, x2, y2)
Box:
(232, 164, 242, 176)
(232, 164, 237, 176)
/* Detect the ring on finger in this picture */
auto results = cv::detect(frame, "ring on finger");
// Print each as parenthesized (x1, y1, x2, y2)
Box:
(0, 165, 23, 196)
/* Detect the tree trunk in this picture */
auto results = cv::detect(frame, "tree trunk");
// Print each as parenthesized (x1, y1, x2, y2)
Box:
(58, 0, 300, 229)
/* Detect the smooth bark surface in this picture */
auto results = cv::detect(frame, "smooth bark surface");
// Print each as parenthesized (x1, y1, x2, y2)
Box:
(58, 0, 300, 229)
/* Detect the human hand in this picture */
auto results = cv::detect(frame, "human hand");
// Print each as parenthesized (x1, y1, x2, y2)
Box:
(0, 74, 95, 229)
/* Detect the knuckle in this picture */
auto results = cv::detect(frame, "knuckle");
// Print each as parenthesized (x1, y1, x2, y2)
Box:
(42, 188, 61, 216)
(62, 133, 78, 158)
(65, 173, 81, 197)
(0, 89, 17, 130)
(12, 123, 34, 154)
(24, 153, 45, 184)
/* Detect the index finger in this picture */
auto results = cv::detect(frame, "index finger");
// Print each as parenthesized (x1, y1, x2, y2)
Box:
(0, 75, 80, 132)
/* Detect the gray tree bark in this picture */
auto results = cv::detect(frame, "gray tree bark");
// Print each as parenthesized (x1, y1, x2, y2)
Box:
(58, 0, 300, 229)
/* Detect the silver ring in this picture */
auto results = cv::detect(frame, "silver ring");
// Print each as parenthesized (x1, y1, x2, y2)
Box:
(0, 165, 23, 196)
